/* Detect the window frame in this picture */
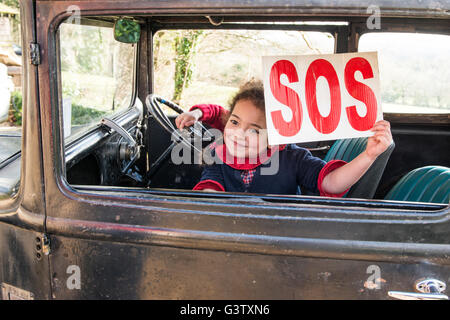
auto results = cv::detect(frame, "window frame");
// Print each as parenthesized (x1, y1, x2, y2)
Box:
(47, 13, 449, 215)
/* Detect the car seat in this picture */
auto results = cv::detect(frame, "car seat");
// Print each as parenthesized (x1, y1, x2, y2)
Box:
(384, 166, 450, 204)
(324, 137, 395, 199)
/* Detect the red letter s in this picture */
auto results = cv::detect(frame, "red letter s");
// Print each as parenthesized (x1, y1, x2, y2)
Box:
(344, 57, 378, 131)
(269, 60, 302, 137)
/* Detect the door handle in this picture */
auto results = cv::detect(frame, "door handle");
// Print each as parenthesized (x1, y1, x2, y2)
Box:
(388, 279, 448, 300)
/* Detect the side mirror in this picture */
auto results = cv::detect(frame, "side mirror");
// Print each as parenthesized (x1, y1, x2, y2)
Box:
(114, 19, 141, 43)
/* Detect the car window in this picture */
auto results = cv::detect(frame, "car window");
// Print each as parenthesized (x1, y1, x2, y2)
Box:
(0, 130, 20, 163)
(0, 127, 21, 200)
(358, 32, 450, 114)
(58, 21, 136, 141)
(0, 7, 21, 201)
(153, 29, 334, 111)
(58, 22, 447, 208)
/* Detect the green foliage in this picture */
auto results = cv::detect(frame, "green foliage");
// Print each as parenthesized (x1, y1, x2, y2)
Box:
(60, 25, 113, 76)
(9, 90, 22, 126)
(114, 19, 140, 43)
(0, 0, 19, 8)
(7, 89, 106, 127)
(173, 30, 203, 102)
(76, 29, 104, 74)
(71, 103, 106, 125)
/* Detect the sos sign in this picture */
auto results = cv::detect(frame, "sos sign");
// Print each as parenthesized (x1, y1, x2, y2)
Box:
(262, 52, 382, 145)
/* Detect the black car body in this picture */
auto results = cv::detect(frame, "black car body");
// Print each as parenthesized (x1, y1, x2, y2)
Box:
(0, 0, 449, 300)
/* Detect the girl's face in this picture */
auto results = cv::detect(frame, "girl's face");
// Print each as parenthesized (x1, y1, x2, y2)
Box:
(223, 99, 268, 158)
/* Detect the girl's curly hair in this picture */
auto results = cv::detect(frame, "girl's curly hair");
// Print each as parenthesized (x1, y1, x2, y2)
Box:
(228, 79, 265, 116)
(199, 79, 266, 166)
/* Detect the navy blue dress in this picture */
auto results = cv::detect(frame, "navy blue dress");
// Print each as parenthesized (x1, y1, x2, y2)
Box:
(198, 144, 326, 195)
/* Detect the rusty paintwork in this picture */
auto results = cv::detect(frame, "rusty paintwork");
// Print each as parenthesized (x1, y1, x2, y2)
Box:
(0, 0, 449, 300)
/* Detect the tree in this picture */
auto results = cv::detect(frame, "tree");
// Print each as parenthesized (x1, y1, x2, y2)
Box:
(172, 30, 203, 103)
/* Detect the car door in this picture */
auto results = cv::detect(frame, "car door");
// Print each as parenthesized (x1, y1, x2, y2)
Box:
(0, 0, 52, 300)
(34, 0, 450, 300)
(356, 30, 450, 199)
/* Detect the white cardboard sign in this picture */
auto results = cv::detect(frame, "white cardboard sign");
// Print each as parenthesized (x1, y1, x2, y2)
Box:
(262, 51, 382, 145)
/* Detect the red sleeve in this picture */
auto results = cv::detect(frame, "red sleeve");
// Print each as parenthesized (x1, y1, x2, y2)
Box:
(193, 179, 225, 192)
(189, 104, 229, 132)
(317, 160, 349, 198)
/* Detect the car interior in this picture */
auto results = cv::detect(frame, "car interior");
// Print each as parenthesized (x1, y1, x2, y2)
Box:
(54, 14, 449, 208)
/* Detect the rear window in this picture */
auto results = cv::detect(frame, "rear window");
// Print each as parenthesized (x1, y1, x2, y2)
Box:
(358, 32, 450, 114)
(153, 29, 335, 110)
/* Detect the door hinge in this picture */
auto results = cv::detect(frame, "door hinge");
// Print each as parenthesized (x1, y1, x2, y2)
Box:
(30, 42, 41, 65)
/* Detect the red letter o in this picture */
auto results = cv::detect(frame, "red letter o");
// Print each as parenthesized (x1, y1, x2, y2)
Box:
(305, 59, 341, 134)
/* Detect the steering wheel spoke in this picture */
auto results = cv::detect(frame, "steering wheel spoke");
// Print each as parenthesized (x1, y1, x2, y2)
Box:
(145, 94, 216, 186)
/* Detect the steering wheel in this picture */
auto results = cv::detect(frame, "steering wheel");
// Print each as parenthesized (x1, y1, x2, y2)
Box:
(145, 94, 216, 185)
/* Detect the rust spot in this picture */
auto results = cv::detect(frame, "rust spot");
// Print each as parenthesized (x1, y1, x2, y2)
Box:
(317, 272, 331, 281)
(364, 278, 386, 290)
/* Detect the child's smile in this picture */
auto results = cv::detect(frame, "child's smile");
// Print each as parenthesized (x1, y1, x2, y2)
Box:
(223, 99, 268, 159)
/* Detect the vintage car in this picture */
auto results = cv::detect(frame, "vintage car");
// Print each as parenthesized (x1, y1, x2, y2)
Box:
(0, 0, 449, 301)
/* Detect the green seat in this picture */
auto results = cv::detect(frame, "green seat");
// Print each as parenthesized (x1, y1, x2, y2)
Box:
(384, 166, 450, 204)
(324, 137, 368, 163)
(323, 137, 394, 199)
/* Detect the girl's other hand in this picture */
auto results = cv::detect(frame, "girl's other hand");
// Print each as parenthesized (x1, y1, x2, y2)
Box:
(175, 109, 203, 129)
(365, 120, 393, 160)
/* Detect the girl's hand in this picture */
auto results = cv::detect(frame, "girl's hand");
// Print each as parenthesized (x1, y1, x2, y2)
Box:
(365, 120, 393, 160)
(321, 120, 393, 195)
(175, 109, 203, 129)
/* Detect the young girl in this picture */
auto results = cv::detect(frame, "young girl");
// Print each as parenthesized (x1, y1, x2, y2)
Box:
(175, 80, 393, 196)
